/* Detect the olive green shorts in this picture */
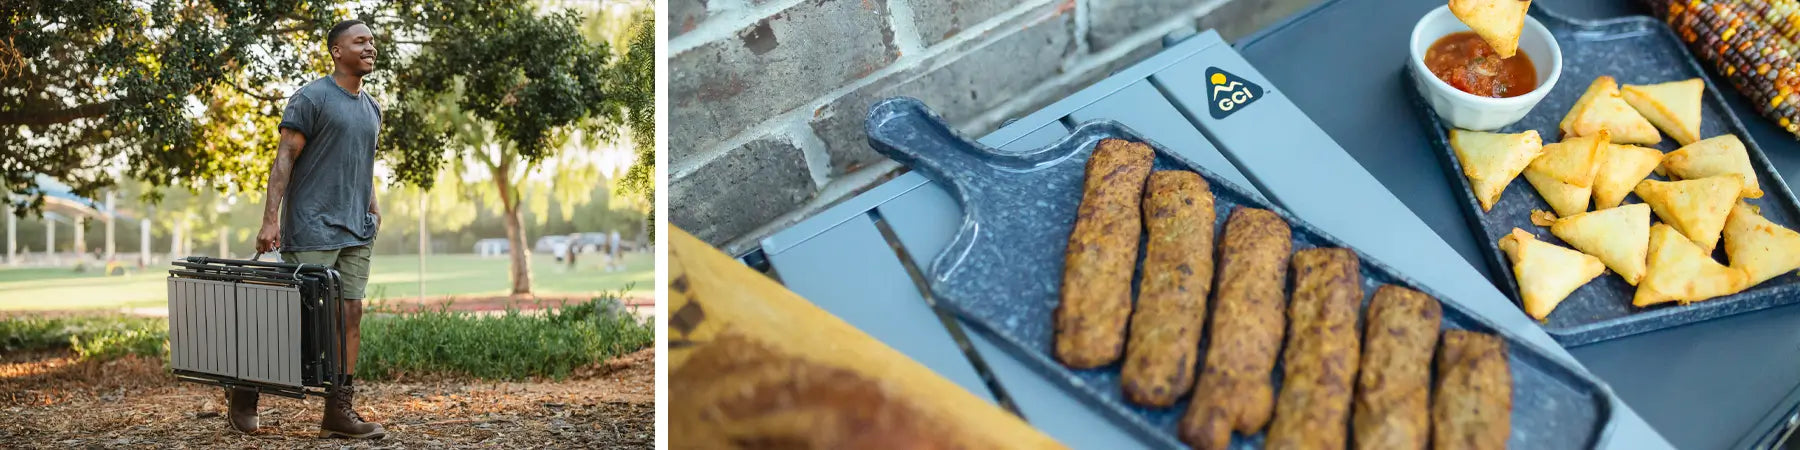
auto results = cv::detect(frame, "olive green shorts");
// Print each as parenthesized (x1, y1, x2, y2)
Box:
(281, 244, 372, 300)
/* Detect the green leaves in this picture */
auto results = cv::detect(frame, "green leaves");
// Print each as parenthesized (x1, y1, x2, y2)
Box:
(0, 314, 168, 361)
(4, 0, 651, 219)
(3, 0, 333, 215)
(614, 12, 655, 224)
(378, 4, 626, 182)
(356, 295, 654, 381)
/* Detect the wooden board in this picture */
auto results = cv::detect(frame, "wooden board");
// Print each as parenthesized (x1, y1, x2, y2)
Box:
(668, 226, 1064, 449)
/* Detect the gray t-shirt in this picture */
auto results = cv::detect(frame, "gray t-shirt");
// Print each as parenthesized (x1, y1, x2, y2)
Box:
(277, 76, 381, 252)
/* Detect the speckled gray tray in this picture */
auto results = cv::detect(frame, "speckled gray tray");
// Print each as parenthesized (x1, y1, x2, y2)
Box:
(1409, 6, 1800, 347)
(866, 97, 1612, 450)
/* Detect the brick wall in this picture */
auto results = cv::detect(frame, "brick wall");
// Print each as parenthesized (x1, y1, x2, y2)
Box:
(670, 0, 1317, 254)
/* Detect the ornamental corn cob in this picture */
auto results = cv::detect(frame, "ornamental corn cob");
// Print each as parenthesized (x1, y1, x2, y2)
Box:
(1647, 0, 1800, 137)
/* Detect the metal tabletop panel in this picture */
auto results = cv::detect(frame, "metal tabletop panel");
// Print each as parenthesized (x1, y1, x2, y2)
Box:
(761, 214, 996, 402)
(1236, 0, 1800, 448)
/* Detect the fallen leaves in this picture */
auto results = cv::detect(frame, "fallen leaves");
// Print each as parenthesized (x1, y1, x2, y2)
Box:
(0, 348, 656, 449)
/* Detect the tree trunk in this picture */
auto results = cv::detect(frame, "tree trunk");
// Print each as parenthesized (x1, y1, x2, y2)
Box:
(495, 166, 532, 296)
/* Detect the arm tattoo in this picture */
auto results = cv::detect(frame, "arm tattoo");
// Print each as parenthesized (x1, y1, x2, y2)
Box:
(263, 130, 305, 226)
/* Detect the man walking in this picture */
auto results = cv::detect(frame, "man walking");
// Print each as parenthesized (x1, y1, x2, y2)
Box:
(238, 19, 385, 439)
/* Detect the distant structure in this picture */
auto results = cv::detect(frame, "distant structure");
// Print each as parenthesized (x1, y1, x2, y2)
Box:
(5, 177, 157, 267)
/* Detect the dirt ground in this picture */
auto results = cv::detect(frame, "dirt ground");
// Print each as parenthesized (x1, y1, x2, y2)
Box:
(0, 348, 655, 449)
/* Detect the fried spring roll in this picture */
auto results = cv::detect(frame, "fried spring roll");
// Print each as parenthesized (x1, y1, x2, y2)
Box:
(1353, 285, 1443, 450)
(1178, 207, 1291, 450)
(1121, 171, 1216, 407)
(1433, 330, 1513, 450)
(1266, 248, 1364, 450)
(1055, 139, 1155, 369)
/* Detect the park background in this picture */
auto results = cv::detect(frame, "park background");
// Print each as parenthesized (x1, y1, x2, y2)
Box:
(1, 0, 658, 447)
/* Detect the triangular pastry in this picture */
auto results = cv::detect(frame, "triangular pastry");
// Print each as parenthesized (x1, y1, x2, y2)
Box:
(1662, 135, 1763, 198)
(1523, 170, 1593, 218)
(1449, 0, 1532, 58)
(1499, 228, 1606, 320)
(1635, 223, 1748, 307)
(1723, 202, 1800, 288)
(1621, 79, 1704, 145)
(1551, 203, 1652, 286)
(1522, 133, 1604, 217)
(1591, 144, 1664, 210)
(1634, 175, 1743, 254)
(1561, 76, 1661, 145)
(1451, 129, 1544, 211)
(1530, 133, 1606, 187)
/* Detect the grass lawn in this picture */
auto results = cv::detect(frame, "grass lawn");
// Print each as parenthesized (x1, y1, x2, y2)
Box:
(0, 252, 651, 311)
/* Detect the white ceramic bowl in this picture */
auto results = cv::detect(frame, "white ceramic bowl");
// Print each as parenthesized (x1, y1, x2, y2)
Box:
(1409, 4, 1562, 131)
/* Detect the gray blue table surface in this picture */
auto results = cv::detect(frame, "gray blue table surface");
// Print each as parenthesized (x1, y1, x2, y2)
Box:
(750, 0, 1800, 448)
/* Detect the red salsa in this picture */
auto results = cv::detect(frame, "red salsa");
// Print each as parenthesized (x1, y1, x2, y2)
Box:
(1426, 31, 1537, 98)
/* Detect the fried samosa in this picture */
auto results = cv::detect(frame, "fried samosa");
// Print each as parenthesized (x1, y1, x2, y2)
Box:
(1723, 202, 1800, 288)
(1561, 76, 1661, 145)
(1634, 175, 1743, 254)
(1621, 78, 1704, 145)
(1662, 135, 1763, 199)
(1522, 133, 1605, 217)
(1448, 0, 1531, 59)
(1635, 223, 1748, 307)
(1591, 144, 1664, 210)
(1451, 129, 1544, 212)
(1551, 203, 1651, 286)
(1499, 228, 1606, 320)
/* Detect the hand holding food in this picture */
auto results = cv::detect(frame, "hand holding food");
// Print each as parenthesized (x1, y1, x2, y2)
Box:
(1499, 228, 1605, 320)
(1450, 129, 1543, 211)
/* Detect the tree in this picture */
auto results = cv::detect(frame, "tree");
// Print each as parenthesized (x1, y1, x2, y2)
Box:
(3, 0, 336, 214)
(7, 1, 640, 296)
(614, 13, 655, 240)
(375, 0, 627, 295)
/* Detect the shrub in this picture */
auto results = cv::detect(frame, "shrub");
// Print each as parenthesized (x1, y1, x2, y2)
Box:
(356, 295, 653, 381)
(0, 293, 651, 380)
(0, 315, 168, 361)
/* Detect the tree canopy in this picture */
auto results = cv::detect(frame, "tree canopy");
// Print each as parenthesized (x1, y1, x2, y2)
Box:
(3, 0, 654, 216)
(4, 0, 338, 212)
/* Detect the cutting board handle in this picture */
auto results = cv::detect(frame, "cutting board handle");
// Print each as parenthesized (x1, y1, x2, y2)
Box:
(866, 97, 1086, 178)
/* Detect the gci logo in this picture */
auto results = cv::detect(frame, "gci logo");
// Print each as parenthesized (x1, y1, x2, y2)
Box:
(1205, 67, 1263, 119)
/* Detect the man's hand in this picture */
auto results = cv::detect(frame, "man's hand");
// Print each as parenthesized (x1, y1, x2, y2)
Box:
(256, 223, 281, 253)
(370, 210, 382, 232)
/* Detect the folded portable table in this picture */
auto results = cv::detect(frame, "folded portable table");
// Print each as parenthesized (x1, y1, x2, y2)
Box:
(746, 2, 1800, 448)
(166, 256, 350, 399)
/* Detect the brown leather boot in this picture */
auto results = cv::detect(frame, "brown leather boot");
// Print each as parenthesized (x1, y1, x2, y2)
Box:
(226, 387, 259, 433)
(319, 377, 386, 439)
